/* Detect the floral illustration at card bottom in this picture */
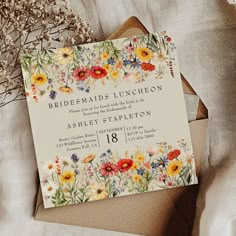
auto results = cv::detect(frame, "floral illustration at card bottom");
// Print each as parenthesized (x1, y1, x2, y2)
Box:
(21, 32, 177, 102)
(41, 139, 197, 207)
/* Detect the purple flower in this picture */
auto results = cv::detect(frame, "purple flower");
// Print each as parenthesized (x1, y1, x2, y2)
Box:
(75, 169, 80, 175)
(108, 57, 115, 65)
(49, 90, 57, 99)
(71, 153, 79, 163)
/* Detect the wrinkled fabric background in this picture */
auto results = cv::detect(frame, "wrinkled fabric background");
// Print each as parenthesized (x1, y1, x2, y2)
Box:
(0, 0, 235, 235)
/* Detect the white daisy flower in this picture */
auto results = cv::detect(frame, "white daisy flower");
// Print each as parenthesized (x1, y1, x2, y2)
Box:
(60, 156, 72, 166)
(42, 181, 58, 197)
(42, 160, 55, 174)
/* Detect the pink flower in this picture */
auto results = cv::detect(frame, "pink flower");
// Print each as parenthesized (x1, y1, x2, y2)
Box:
(87, 171, 94, 177)
(167, 181, 173, 187)
(159, 173, 168, 182)
(100, 162, 118, 176)
(132, 37, 138, 43)
(125, 45, 135, 53)
(146, 147, 158, 156)
(72, 67, 90, 81)
(124, 72, 135, 81)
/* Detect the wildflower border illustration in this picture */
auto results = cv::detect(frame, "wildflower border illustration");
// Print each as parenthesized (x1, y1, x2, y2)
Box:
(41, 139, 197, 208)
(21, 32, 177, 102)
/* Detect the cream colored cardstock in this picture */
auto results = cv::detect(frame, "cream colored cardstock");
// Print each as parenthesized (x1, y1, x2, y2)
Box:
(21, 32, 197, 209)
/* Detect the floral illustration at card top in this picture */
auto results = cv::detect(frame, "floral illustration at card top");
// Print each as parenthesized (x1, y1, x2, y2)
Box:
(21, 32, 177, 102)
(41, 139, 197, 208)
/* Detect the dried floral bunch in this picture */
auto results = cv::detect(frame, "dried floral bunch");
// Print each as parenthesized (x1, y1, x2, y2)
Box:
(0, 0, 93, 108)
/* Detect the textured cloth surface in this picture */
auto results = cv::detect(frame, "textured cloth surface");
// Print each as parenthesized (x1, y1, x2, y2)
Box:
(0, 1, 236, 236)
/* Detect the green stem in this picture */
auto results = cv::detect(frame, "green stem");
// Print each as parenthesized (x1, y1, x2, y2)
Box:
(179, 173, 186, 186)
(65, 64, 71, 87)
(90, 162, 101, 182)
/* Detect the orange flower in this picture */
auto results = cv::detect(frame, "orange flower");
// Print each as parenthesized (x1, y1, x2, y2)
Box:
(59, 86, 73, 93)
(141, 62, 155, 71)
(144, 162, 151, 169)
(82, 154, 96, 163)
(116, 60, 123, 69)
(167, 149, 181, 160)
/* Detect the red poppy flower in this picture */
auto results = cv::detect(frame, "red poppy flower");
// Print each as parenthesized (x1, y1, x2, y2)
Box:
(90, 66, 107, 79)
(100, 162, 118, 176)
(167, 149, 181, 160)
(117, 159, 133, 173)
(141, 62, 155, 71)
(73, 67, 90, 81)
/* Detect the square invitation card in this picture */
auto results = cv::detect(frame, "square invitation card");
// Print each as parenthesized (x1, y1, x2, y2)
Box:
(21, 32, 198, 208)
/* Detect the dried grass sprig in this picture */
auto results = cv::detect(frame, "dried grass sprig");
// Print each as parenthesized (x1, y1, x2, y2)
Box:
(0, 0, 93, 108)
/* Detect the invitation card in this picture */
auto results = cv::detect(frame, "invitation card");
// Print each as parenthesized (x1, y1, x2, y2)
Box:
(21, 32, 198, 208)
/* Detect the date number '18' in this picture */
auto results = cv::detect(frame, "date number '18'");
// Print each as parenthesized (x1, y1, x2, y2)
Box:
(106, 133, 118, 143)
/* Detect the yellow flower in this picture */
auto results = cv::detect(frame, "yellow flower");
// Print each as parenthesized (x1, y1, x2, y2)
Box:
(131, 162, 139, 170)
(60, 170, 75, 185)
(135, 153, 144, 162)
(159, 148, 164, 153)
(55, 47, 74, 64)
(87, 183, 108, 200)
(31, 73, 48, 86)
(82, 154, 96, 163)
(100, 52, 109, 60)
(135, 47, 153, 62)
(111, 70, 120, 80)
(132, 174, 141, 183)
(103, 64, 111, 72)
(59, 86, 73, 94)
(167, 160, 183, 177)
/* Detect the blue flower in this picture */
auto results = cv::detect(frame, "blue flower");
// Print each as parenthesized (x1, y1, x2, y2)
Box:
(108, 57, 116, 65)
(100, 152, 107, 158)
(77, 84, 90, 93)
(157, 157, 169, 167)
(123, 59, 131, 66)
(130, 58, 141, 69)
(151, 162, 159, 169)
(71, 153, 79, 163)
(137, 167, 145, 176)
(49, 90, 57, 100)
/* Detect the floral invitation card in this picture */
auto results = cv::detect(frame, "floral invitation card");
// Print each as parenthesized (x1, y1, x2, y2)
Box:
(21, 32, 197, 208)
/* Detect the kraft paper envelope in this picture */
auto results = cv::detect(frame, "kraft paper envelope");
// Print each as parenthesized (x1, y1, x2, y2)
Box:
(34, 17, 208, 236)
